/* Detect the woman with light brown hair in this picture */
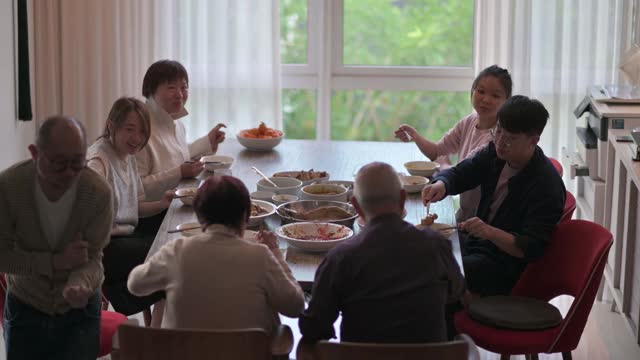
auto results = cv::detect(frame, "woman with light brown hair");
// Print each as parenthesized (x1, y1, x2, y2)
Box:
(87, 97, 174, 317)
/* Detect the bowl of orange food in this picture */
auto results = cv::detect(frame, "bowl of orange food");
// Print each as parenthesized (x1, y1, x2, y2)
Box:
(276, 222, 353, 252)
(237, 122, 284, 151)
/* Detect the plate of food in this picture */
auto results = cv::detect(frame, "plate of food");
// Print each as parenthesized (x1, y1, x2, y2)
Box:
(273, 169, 330, 185)
(415, 214, 456, 236)
(175, 187, 198, 206)
(276, 222, 353, 252)
(237, 122, 284, 151)
(248, 199, 276, 226)
(276, 200, 358, 228)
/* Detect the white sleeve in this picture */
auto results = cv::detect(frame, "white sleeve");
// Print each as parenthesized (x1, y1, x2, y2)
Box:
(136, 146, 182, 201)
(128, 238, 183, 296)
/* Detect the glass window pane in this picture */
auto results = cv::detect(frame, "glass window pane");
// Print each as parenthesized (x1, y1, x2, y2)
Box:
(280, 0, 308, 64)
(331, 90, 471, 143)
(283, 89, 316, 139)
(343, 0, 473, 66)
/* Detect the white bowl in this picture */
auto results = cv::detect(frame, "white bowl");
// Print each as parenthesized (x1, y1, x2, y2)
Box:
(301, 184, 349, 203)
(257, 177, 303, 196)
(272, 170, 330, 186)
(324, 180, 354, 201)
(399, 175, 429, 193)
(176, 222, 202, 237)
(404, 161, 440, 177)
(236, 131, 284, 151)
(272, 194, 299, 206)
(249, 199, 276, 227)
(200, 155, 234, 172)
(276, 222, 353, 252)
(251, 191, 276, 203)
(175, 187, 198, 206)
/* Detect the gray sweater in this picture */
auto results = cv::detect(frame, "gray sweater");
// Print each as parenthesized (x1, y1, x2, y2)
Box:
(0, 160, 113, 315)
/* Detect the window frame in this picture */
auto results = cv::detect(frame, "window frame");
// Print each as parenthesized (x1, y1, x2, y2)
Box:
(281, 0, 477, 140)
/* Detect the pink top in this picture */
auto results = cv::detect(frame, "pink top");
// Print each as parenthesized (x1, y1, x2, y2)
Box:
(434, 113, 493, 221)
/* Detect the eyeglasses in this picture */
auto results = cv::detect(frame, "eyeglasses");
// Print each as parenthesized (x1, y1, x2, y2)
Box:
(490, 126, 519, 148)
(42, 154, 86, 173)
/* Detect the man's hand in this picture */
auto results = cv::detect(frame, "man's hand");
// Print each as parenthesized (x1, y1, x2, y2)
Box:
(255, 230, 279, 250)
(207, 123, 227, 153)
(459, 217, 494, 239)
(421, 180, 446, 205)
(394, 124, 418, 142)
(180, 161, 204, 178)
(53, 234, 88, 270)
(160, 189, 177, 208)
(62, 284, 94, 309)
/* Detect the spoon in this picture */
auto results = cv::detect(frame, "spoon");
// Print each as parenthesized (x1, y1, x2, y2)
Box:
(251, 167, 279, 188)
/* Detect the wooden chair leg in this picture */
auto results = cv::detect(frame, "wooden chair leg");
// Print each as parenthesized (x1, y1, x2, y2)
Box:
(500, 354, 510, 360)
(143, 307, 152, 327)
(562, 351, 573, 360)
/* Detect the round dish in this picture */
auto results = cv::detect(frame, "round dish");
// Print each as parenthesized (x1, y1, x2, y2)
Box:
(272, 170, 330, 186)
(400, 175, 429, 193)
(256, 177, 303, 196)
(237, 131, 284, 151)
(248, 199, 277, 227)
(200, 155, 234, 172)
(175, 187, 198, 206)
(272, 194, 299, 206)
(301, 183, 349, 203)
(276, 222, 353, 252)
(404, 161, 440, 177)
(324, 180, 354, 201)
(276, 200, 357, 228)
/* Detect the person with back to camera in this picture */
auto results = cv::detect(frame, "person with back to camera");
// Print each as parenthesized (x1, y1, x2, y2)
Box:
(127, 175, 305, 333)
(395, 65, 512, 221)
(87, 97, 175, 325)
(136, 60, 227, 233)
(421, 95, 566, 297)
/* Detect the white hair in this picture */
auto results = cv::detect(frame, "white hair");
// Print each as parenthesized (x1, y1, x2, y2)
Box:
(354, 162, 402, 212)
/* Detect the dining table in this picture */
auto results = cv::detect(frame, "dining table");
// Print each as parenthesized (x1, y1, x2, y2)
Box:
(146, 138, 464, 290)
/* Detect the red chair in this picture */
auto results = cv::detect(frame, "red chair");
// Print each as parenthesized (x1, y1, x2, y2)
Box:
(0, 273, 128, 357)
(454, 220, 613, 360)
(549, 157, 563, 177)
(560, 191, 576, 223)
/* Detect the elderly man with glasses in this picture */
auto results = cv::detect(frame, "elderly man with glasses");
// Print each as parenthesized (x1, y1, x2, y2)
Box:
(422, 95, 566, 297)
(0, 116, 113, 359)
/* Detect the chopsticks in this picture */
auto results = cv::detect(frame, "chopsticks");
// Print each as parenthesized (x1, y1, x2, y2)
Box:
(172, 194, 194, 199)
(167, 226, 201, 234)
(251, 167, 279, 188)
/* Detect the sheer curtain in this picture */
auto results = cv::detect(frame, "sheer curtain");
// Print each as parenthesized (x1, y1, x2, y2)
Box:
(31, 0, 281, 142)
(475, 0, 634, 159)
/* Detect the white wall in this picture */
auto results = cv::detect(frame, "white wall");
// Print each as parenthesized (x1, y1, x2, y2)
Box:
(0, 0, 35, 170)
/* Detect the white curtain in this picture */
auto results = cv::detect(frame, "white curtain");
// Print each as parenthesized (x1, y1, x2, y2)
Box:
(475, 0, 634, 159)
(31, 0, 281, 143)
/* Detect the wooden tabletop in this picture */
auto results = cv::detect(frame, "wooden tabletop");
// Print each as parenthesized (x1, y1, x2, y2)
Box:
(147, 139, 462, 290)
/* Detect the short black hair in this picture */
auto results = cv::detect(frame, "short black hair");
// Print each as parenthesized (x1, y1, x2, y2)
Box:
(497, 95, 549, 136)
(193, 176, 251, 231)
(472, 65, 513, 98)
(142, 60, 189, 98)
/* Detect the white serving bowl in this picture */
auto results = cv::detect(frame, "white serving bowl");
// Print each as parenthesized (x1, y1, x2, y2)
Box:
(276, 222, 353, 252)
(236, 130, 284, 151)
(404, 161, 440, 177)
(257, 177, 303, 196)
(324, 180, 354, 201)
(400, 175, 429, 194)
(200, 155, 234, 172)
(272, 170, 330, 186)
(250, 191, 276, 203)
(176, 222, 202, 237)
(301, 184, 349, 203)
(175, 187, 198, 206)
(248, 199, 276, 227)
(272, 194, 299, 206)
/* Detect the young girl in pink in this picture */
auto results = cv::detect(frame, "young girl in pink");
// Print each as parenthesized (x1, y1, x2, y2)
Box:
(395, 65, 512, 221)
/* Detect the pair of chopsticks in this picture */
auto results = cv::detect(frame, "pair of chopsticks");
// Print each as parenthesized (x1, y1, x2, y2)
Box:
(167, 226, 201, 234)
(172, 194, 194, 199)
(186, 160, 227, 165)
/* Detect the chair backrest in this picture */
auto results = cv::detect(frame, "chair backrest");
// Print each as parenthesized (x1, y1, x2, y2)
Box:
(117, 323, 271, 360)
(560, 190, 577, 223)
(312, 338, 470, 360)
(511, 220, 612, 352)
(0, 273, 6, 325)
(548, 157, 563, 177)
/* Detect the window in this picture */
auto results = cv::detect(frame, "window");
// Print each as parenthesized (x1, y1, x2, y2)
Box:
(281, 0, 475, 142)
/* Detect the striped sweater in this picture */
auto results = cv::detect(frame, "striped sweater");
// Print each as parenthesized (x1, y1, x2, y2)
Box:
(0, 160, 113, 315)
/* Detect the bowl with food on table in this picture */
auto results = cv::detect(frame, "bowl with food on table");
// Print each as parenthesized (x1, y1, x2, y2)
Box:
(248, 199, 277, 227)
(200, 155, 234, 172)
(272, 169, 330, 186)
(398, 174, 429, 194)
(300, 183, 349, 203)
(175, 187, 198, 206)
(275, 222, 353, 252)
(404, 161, 440, 177)
(237, 122, 284, 151)
(276, 200, 358, 228)
(256, 177, 303, 196)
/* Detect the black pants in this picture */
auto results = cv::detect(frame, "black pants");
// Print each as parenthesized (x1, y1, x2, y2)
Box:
(136, 209, 167, 237)
(102, 230, 164, 315)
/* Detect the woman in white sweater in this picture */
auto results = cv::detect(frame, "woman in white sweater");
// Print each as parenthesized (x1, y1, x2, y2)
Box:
(87, 97, 174, 316)
(128, 176, 305, 332)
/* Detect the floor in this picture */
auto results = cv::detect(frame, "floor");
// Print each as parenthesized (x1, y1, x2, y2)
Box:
(2, 298, 639, 359)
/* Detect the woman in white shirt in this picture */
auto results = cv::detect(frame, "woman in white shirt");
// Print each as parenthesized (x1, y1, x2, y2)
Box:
(128, 176, 305, 332)
(87, 97, 174, 316)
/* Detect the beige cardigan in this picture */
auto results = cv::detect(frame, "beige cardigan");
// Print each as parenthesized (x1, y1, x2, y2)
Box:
(0, 160, 113, 315)
(128, 225, 305, 333)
